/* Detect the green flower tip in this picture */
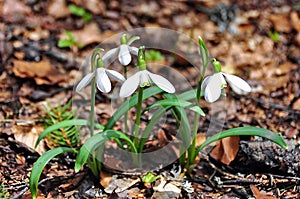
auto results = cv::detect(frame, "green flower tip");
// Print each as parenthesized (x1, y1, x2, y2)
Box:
(212, 58, 222, 73)
(97, 58, 104, 68)
(121, 34, 127, 44)
(138, 46, 146, 70)
(198, 35, 203, 41)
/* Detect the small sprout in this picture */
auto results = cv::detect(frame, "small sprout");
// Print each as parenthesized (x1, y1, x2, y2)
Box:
(58, 31, 83, 49)
(142, 172, 160, 183)
(69, 4, 92, 22)
(43, 100, 80, 149)
(145, 49, 164, 61)
(0, 183, 9, 199)
(268, 31, 280, 43)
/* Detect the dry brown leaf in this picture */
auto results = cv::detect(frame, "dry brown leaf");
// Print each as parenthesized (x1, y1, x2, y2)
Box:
(12, 60, 66, 85)
(100, 170, 112, 189)
(196, 133, 206, 147)
(85, 0, 106, 15)
(210, 136, 240, 165)
(2, 0, 31, 16)
(291, 11, 300, 32)
(59, 23, 103, 47)
(13, 125, 45, 155)
(47, 0, 70, 19)
(269, 13, 292, 33)
(250, 184, 277, 199)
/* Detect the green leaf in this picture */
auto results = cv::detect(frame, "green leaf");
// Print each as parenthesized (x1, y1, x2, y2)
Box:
(58, 39, 74, 48)
(195, 126, 287, 155)
(147, 99, 205, 116)
(83, 13, 92, 22)
(64, 31, 75, 42)
(75, 130, 136, 172)
(105, 86, 163, 130)
(30, 147, 75, 199)
(142, 172, 160, 183)
(35, 119, 104, 148)
(198, 36, 209, 67)
(69, 4, 85, 16)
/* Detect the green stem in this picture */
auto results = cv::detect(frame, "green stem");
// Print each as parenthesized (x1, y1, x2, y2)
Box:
(187, 60, 209, 169)
(124, 66, 129, 134)
(88, 48, 103, 176)
(90, 78, 96, 137)
(133, 87, 144, 149)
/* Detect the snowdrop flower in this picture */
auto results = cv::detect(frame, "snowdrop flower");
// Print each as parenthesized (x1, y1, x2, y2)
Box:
(76, 58, 125, 93)
(119, 46, 175, 98)
(201, 72, 251, 103)
(102, 34, 139, 66)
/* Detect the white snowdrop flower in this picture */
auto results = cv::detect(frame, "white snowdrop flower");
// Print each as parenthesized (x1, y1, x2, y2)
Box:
(76, 67, 125, 93)
(201, 72, 251, 103)
(119, 70, 175, 98)
(102, 34, 139, 66)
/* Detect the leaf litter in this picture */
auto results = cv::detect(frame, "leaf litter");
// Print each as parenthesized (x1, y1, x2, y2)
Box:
(0, 0, 300, 198)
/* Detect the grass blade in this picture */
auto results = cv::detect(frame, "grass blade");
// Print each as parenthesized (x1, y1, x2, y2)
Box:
(195, 126, 287, 154)
(30, 147, 75, 199)
(35, 119, 104, 148)
(75, 130, 136, 172)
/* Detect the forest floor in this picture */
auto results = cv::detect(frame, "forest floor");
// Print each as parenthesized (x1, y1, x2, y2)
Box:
(1, 0, 300, 198)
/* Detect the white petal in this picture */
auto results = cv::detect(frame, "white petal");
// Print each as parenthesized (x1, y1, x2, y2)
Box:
(96, 68, 111, 93)
(201, 76, 211, 92)
(119, 71, 141, 98)
(223, 73, 251, 94)
(75, 72, 95, 92)
(204, 73, 223, 103)
(102, 47, 119, 64)
(128, 46, 139, 56)
(139, 70, 151, 87)
(118, 45, 132, 65)
(148, 71, 175, 93)
(106, 69, 125, 82)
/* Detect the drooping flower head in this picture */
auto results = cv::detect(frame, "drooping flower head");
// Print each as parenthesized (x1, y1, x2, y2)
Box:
(201, 59, 251, 103)
(102, 34, 140, 66)
(76, 48, 125, 93)
(119, 46, 175, 98)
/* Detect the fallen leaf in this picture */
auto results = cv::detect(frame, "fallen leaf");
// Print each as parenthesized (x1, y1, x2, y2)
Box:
(59, 23, 102, 48)
(47, 0, 70, 19)
(12, 60, 66, 85)
(104, 176, 140, 194)
(13, 125, 45, 155)
(269, 13, 292, 33)
(2, 0, 31, 17)
(250, 184, 277, 199)
(100, 171, 112, 189)
(210, 136, 240, 165)
(291, 11, 300, 32)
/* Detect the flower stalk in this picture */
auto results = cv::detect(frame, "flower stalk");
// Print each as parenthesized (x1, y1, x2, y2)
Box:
(186, 37, 210, 169)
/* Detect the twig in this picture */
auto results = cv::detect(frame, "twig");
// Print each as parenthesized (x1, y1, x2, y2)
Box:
(10, 178, 51, 199)
(232, 94, 300, 115)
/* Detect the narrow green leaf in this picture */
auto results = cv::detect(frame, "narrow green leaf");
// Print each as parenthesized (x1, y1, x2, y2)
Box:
(75, 130, 136, 172)
(35, 119, 104, 148)
(195, 126, 287, 155)
(30, 147, 75, 199)
(147, 99, 205, 116)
